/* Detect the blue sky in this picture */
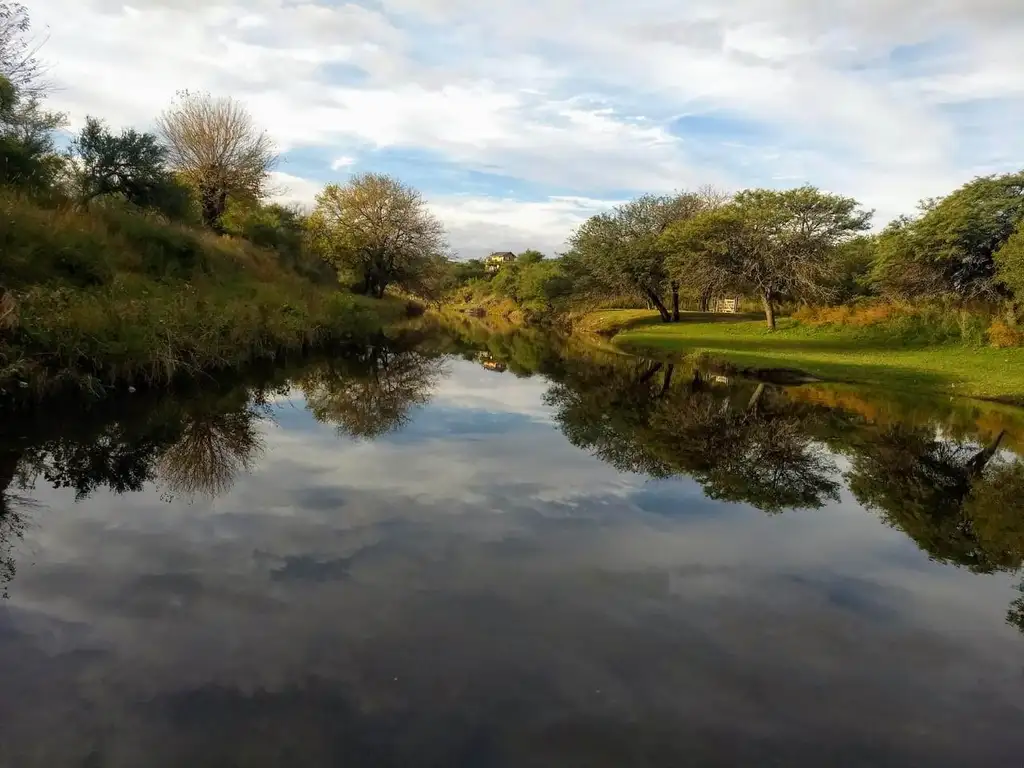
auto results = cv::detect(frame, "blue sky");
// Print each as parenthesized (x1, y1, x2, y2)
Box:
(33, 0, 1024, 257)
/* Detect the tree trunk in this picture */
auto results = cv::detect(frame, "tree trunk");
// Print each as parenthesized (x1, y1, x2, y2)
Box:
(699, 285, 712, 313)
(761, 292, 776, 330)
(200, 187, 228, 232)
(637, 362, 664, 386)
(671, 281, 680, 322)
(645, 289, 671, 323)
(659, 364, 674, 397)
(747, 383, 766, 412)
(967, 431, 1006, 477)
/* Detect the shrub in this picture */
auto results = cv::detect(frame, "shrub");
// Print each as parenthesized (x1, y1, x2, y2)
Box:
(988, 318, 1024, 348)
(793, 300, 993, 346)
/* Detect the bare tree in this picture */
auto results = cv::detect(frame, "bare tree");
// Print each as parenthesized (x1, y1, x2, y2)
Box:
(308, 173, 449, 298)
(0, 3, 47, 98)
(157, 91, 277, 230)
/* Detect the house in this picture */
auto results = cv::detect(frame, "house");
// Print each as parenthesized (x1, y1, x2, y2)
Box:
(485, 251, 516, 274)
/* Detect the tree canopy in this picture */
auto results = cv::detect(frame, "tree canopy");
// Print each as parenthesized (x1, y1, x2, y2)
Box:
(664, 186, 871, 328)
(157, 91, 277, 231)
(308, 173, 449, 299)
(70, 116, 178, 210)
(873, 172, 1024, 299)
(563, 193, 709, 322)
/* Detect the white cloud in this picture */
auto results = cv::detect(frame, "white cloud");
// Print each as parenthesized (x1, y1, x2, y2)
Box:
(29, 0, 1024, 248)
(330, 156, 356, 171)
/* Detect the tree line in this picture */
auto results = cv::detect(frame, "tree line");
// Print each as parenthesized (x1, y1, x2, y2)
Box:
(444, 174, 1024, 331)
(6, 0, 1024, 329)
(0, 3, 450, 302)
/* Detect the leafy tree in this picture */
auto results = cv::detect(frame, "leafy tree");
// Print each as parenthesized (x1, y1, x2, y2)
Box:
(157, 91, 277, 231)
(563, 193, 708, 322)
(668, 186, 871, 328)
(450, 258, 487, 285)
(874, 173, 1024, 299)
(308, 173, 449, 299)
(827, 235, 877, 302)
(70, 116, 178, 209)
(517, 249, 545, 266)
(0, 75, 64, 192)
(995, 221, 1024, 301)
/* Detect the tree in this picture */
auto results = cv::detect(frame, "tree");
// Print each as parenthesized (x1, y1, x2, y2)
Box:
(308, 173, 449, 299)
(995, 221, 1024, 301)
(157, 91, 277, 231)
(517, 249, 545, 266)
(0, 3, 46, 98)
(668, 186, 871, 329)
(70, 116, 176, 209)
(874, 172, 1024, 299)
(563, 193, 708, 322)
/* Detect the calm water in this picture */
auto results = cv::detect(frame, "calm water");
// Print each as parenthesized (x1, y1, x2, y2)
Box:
(1, 326, 1023, 766)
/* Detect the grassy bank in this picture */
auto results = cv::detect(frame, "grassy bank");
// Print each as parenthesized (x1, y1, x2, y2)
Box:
(586, 309, 1024, 402)
(0, 193, 409, 396)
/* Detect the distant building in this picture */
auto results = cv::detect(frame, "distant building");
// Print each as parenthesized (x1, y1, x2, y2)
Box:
(485, 251, 516, 274)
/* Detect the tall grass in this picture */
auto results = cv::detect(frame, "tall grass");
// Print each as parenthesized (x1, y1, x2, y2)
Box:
(0, 192, 404, 394)
(792, 300, 1006, 347)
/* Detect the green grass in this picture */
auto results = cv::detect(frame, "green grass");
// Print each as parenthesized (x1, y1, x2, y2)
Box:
(0, 192, 412, 396)
(592, 309, 1024, 402)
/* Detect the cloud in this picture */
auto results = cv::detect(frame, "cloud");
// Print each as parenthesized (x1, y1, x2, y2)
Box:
(4, 354, 1024, 764)
(30, 0, 1024, 254)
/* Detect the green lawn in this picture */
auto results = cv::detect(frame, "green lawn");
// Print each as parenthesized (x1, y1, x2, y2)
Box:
(587, 310, 1024, 402)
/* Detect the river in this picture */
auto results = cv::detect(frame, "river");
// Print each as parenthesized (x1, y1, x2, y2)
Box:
(1, 323, 1022, 766)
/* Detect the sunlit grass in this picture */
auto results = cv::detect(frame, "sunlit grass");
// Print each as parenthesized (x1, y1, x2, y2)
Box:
(593, 310, 1024, 401)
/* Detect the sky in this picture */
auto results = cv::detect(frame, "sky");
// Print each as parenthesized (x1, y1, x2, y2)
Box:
(29, 0, 1024, 258)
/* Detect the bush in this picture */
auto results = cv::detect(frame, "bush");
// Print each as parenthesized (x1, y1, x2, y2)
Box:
(988, 318, 1024, 348)
(0, 193, 398, 393)
(793, 300, 993, 346)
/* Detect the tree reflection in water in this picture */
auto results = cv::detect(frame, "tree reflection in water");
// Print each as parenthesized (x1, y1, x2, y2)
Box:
(1, 325, 1023, 634)
(301, 342, 447, 440)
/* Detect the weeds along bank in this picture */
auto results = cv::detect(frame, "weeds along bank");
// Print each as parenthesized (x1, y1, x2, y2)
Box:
(0, 193, 412, 396)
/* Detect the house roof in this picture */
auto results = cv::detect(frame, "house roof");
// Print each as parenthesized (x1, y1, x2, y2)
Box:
(487, 251, 516, 260)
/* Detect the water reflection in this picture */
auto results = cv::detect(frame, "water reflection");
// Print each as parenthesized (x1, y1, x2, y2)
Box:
(300, 342, 447, 440)
(1, 325, 1024, 765)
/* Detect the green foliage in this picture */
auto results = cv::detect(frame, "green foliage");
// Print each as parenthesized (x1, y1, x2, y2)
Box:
(564, 193, 708, 321)
(221, 200, 333, 283)
(517, 249, 545, 266)
(0, 74, 65, 194)
(873, 172, 1024, 299)
(308, 173, 448, 299)
(0, 192, 402, 391)
(665, 186, 871, 328)
(450, 258, 488, 285)
(70, 116, 185, 217)
(995, 221, 1024, 300)
(828, 235, 877, 302)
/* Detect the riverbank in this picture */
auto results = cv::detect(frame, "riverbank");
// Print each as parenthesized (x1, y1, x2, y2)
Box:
(0, 193, 413, 397)
(585, 309, 1024, 402)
